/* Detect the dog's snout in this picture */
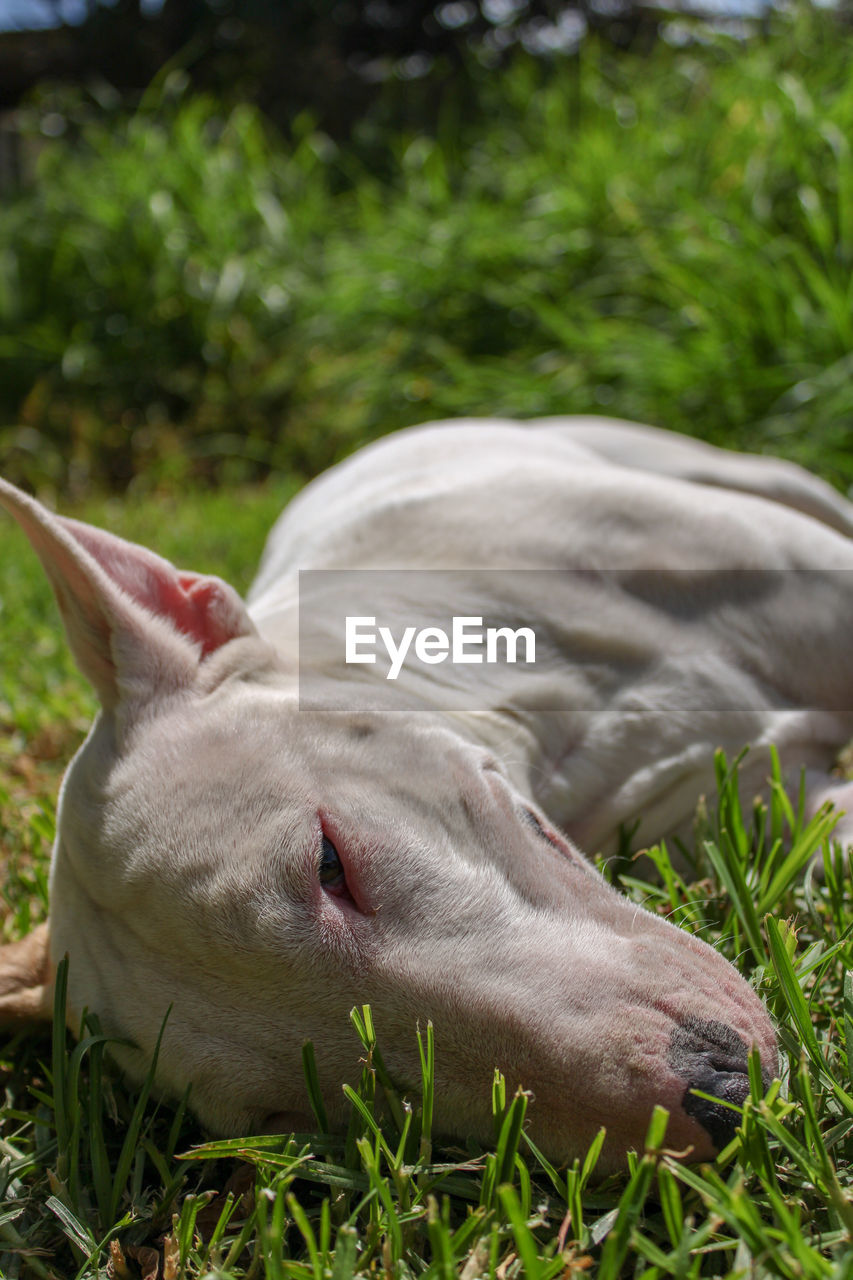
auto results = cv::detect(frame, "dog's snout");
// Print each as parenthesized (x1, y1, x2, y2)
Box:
(668, 1014, 768, 1151)
(681, 1056, 751, 1151)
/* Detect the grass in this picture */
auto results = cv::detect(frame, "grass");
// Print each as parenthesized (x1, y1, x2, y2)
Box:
(1, 488, 853, 1277)
(2, 4, 853, 494)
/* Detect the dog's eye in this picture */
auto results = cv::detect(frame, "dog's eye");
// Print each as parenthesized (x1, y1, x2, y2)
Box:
(521, 807, 548, 838)
(522, 806, 562, 849)
(319, 835, 345, 888)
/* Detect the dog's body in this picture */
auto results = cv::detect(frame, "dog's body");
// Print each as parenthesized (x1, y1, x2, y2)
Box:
(250, 417, 853, 853)
(2, 416, 852, 1171)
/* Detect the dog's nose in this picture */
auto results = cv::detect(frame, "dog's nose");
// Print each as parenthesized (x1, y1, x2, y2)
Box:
(669, 1015, 771, 1151)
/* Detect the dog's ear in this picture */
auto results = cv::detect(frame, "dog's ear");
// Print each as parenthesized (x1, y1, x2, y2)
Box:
(0, 477, 257, 711)
(0, 923, 54, 1025)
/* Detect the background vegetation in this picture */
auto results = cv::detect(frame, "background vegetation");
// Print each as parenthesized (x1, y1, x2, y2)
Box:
(2, 3, 853, 494)
(3, 0, 853, 1276)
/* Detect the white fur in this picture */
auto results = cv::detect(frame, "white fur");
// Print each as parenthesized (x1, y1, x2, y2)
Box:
(2, 416, 852, 1171)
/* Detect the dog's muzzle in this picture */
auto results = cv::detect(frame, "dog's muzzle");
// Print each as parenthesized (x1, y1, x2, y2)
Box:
(668, 1015, 775, 1150)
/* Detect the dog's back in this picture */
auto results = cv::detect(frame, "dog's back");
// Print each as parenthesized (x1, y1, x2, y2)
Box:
(251, 417, 853, 593)
(248, 417, 853, 851)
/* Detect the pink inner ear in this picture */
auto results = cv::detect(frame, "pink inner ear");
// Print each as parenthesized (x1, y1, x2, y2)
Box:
(57, 516, 253, 660)
(174, 574, 245, 656)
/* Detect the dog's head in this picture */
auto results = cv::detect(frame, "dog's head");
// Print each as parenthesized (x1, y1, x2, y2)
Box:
(0, 477, 777, 1171)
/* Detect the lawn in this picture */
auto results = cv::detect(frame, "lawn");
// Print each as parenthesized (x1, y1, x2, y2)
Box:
(2, 5, 853, 496)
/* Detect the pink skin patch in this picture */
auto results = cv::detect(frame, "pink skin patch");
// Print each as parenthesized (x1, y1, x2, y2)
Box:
(173, 575, 239, 656)
(56, 515, 251, 658)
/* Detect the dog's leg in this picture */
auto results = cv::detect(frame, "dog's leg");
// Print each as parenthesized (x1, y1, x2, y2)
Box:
(803, 769, 853, 852)
(0, 922, 53, 1025)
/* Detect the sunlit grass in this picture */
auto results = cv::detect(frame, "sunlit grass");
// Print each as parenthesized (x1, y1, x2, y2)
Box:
(2, 6, 853, 494)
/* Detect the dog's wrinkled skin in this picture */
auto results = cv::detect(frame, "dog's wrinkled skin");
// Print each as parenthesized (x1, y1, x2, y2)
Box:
(2, 416, 853, 1172)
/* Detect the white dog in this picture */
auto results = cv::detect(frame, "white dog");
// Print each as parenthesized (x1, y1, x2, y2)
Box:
(2, 417, 852, 1172)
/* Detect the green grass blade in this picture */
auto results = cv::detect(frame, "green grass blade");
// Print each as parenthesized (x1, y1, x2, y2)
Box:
(301, 1040, 329, 1133)
(844, 970, 853, 1090)
(703, 837, 766, 964)
(498, 1183, 543, 1280)
(417, 1020, 435, 1166)
(51, 955, 70, 1178)
(108, 1008, 171, 1223)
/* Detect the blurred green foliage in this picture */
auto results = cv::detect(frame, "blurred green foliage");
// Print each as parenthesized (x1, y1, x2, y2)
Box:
(1, 4, 853, 494)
